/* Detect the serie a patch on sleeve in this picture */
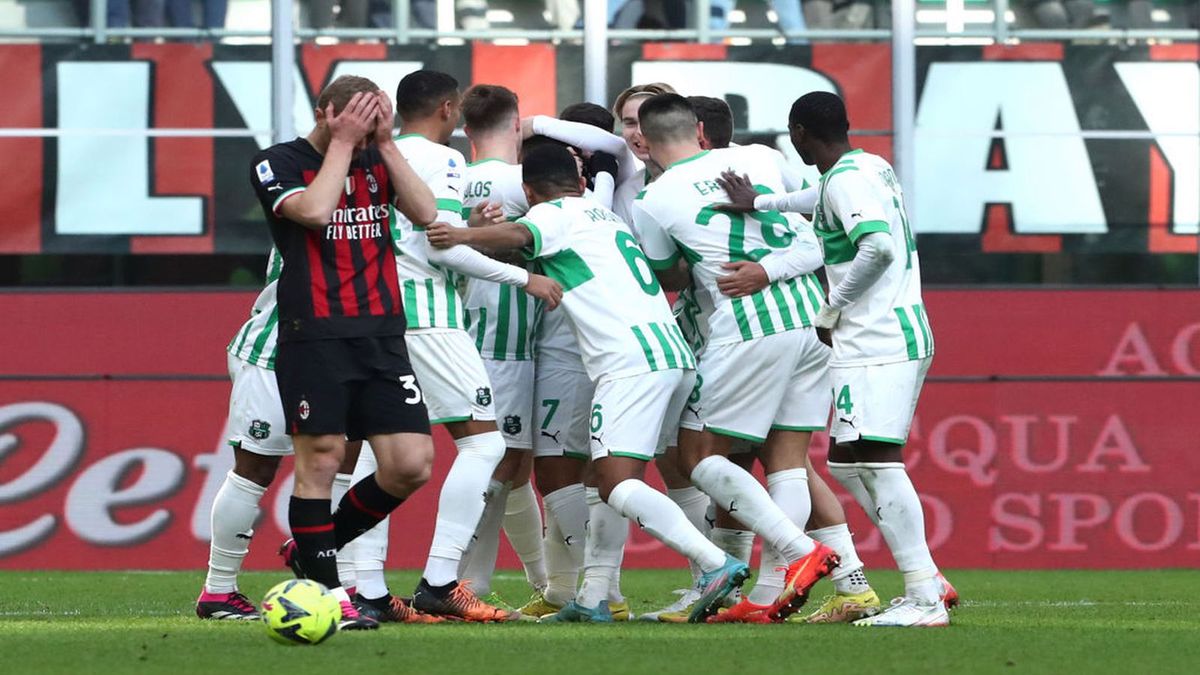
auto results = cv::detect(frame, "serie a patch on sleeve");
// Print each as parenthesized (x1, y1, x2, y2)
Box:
(256, 160, 275, 184)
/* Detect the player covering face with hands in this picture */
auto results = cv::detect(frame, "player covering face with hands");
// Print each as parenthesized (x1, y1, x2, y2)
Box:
(251, 75, 441, 631)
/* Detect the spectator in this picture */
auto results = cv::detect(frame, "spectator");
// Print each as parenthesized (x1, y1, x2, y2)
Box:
(711, 1, 809, 39)
(1024, 0, 1094, 28)
(73, 0, 165, 28)
(310, 0, 369, 28)
(805, 0, 874, 29)
(165, 0, 228, 29)
(409, 0, 489, 30)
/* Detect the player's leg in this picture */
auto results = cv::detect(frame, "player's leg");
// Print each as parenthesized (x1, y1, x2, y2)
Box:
(198, 357, 287, 620)
(831, 358, 949, 627)
(658, 447, 710, 584)
(679, 332, 838, 621)
(400, 330, 512, 620)
(501, 454, 549, 597)
(526, 365, 593, 617)
(334, 335, 441, 625)
(799, 455, 880, 623)
(553, 370, 746, 624)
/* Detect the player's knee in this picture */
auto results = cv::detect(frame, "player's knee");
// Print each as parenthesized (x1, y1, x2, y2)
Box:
(232, 447, 281, 487)
(377, 439, 435, 494)
(456, 430, 507, 464)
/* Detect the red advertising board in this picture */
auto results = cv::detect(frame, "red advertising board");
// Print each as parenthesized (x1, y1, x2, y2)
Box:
(1, 290, 1198, 570)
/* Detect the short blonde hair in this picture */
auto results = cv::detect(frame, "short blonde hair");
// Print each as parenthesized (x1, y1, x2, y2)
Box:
(612, 82, 676, 120)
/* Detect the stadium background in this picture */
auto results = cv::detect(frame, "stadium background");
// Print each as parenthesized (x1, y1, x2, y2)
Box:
(1, 2, 1198, 574)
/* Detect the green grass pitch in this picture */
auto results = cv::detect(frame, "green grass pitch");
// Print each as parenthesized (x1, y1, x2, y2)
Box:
(1, 569, 1196, 674)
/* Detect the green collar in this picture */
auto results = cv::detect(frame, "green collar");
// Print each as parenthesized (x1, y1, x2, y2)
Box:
(665, 149, 710, 171)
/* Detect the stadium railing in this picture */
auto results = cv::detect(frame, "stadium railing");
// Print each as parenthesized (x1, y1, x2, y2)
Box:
(0, 0, 1196, 41)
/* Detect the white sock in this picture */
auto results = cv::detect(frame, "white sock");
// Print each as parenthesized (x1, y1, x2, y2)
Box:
(204, 471, 266, 594)
(459, 479, 510, 596)
(744, 470, 809, 605)
(543, 484, 588, 570)
(330, 472, 357, 590)
(691, 455, 815, 562)
(808, 524, 870, 594)
(609, 545, 625, 603)
(828, 461, 878, 524)
(504, 481, 548, 590)
(542, 510, 578, 606)
(576, 487, 628, 609)
(667, 486, 711, 584)
(344, 451, 389, 598)
(858, 462, 939, 604)
(422, 431, 506, 586)
(607, 479, 727, 575)
(709, 526, 754, 566)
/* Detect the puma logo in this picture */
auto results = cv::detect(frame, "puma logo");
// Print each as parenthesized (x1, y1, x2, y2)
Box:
(636, 517, 645, 529)
(541, 430, 562, 443)
(235, 533, 254, 540)
(728, 500, 739, 514)
(564, 535, 575, 546)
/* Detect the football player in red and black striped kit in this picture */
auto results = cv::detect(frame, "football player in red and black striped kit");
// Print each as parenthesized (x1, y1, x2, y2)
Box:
(249, 75, 436, 630)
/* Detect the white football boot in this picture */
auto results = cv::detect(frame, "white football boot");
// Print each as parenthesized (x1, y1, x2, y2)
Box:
(852, 596, 950, 627)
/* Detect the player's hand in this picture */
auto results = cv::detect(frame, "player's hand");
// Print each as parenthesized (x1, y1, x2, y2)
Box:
(520, 116, 536, 140)
(586, 151, 619, 180)
(468, 202, 506, 228)
(713, 170, 758, 213)
(814, 306, 840, 330)
(524, 274, 563, 310)
(372, 91, 396, 146)
(327, 92, 379, 145)
(816, 327, 833, 347)
(426, 221, 467, 249)
(716, 261, 770, 297)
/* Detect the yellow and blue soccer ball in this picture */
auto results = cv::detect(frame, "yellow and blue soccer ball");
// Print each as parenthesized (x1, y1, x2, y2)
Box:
(261, 579, 341, 645)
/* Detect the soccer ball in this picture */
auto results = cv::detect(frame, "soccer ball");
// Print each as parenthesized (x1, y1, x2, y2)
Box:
(261, 579, 342, 645)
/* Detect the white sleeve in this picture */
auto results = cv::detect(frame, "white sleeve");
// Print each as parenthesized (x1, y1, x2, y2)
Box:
(754, 186, 819, 214)
(758, 221, 823, 282)
(826, 232, 894, 310)
(518, 204, 570, 259)
(591, 172, 615, 210)
(427, 149, 467, 228)
(427, 244, 530, 286)
(824, 172, 891, 245)
(531, 116, 640, 184)
(632, 199, 679, 269)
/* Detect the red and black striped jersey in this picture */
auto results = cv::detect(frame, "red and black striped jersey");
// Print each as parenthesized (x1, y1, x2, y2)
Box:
(250, 138, 406, 342)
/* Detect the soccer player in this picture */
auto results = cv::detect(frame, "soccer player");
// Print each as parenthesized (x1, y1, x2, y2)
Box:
(252, 75, 438, 630)
(453, 84, 549, 609)
(341, 70, 561, 623)
(428, 144, 749, 624)
(633, 93, 841, 622)
(686, 95, 881, 624)
(194, 252, 283, 622)
(717, 91, 956, 627)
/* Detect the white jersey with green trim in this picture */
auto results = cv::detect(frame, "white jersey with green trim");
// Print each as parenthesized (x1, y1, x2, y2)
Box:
(519, 195, 695, 382)
(391, 133, 468, 330)
(634, 145, 825, 348)
(813, 149, 933, 367)
(227, 248, 283, 370)
(460, 159, 537, 361)
(613, 166, 651, 231)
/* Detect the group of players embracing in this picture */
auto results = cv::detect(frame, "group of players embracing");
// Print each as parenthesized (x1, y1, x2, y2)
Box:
(195, 68, 958, 630)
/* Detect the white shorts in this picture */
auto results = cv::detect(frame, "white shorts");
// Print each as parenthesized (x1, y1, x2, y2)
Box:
(829, 357, 932, 446)
(224, 353, 291, 456)
(590, 369, 695, 462)
(681, 328, 831, 443)
(483, 358, 534, 450)
(406, 329, 496, 425)
(533, 364, 594, 460)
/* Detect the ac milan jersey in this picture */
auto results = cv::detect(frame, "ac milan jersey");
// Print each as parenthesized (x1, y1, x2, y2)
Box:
(251, 138, 405, 342)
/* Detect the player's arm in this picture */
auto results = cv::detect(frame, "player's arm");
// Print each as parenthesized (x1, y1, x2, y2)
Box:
(715, 170, 818, 214)
(526, 116, 640, 184)
(586, 151, 618, 209)
(633, 201, 690, 291)
(273, 93, 378, 228)
(427, 220, 532, 253)
(814, 175, 895, 328)
(717, 220, 822, 297)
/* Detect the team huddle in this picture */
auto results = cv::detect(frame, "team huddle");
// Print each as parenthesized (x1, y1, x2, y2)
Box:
(197, 69, 958, 629)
